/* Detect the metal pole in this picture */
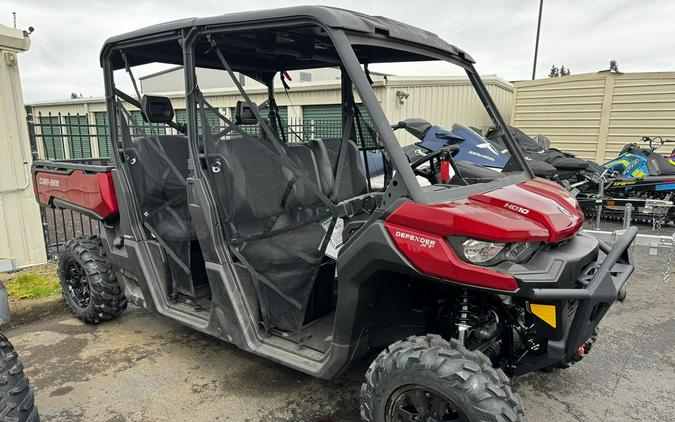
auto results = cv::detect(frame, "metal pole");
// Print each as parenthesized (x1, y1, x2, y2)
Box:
(623, 203, 633, 230)
(594, 182, 604, 230)
(12, 12, 16, 28)
(532, 0, 544, 80)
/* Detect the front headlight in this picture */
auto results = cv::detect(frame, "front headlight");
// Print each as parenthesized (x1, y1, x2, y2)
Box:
(462, 239, 505, 264)
(456, 238, 541, 266)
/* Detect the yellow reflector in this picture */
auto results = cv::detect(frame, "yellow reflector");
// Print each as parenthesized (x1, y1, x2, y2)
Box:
(530, 304, 557, 328)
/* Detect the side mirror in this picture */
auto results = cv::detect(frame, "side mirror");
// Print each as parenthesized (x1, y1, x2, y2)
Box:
(141, 95, 174, 124)
(235, 100, 258, 125)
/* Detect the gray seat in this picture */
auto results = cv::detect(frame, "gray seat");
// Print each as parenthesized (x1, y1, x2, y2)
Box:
(314, 138, 368, 202)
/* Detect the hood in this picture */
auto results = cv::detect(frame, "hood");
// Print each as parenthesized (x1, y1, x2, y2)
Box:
(385, 178, 583, 244)
(470, 178, 584, 242)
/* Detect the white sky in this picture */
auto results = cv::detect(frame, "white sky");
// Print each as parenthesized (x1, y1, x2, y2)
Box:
(6, 0, 675, 103)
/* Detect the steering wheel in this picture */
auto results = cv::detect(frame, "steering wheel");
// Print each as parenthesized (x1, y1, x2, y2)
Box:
(409, 145, 460, 184)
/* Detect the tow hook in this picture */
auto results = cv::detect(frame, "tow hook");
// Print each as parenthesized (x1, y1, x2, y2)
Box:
(577, 345, 586, 358)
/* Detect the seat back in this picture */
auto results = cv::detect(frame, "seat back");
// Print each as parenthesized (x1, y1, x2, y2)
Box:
(320, 138, 368, 202)
(212, 138, 326, 234)
(127, 135, 189, 202)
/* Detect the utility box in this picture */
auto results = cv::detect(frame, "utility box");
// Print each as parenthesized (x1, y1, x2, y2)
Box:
(0, 25, 46, 267)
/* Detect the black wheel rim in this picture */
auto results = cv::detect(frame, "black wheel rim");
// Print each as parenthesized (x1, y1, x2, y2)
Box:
(386, 385, 468, 422)
(64, 258, 90, 308)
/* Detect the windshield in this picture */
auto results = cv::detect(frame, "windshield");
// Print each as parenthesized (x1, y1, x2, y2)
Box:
(343, 38, 532, 203)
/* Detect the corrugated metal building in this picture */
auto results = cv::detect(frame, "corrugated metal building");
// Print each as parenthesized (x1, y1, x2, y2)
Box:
(512, 71, 675, 162)
(28, 74, 514, 159)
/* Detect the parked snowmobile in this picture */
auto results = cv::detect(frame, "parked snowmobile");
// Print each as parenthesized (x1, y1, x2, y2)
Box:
(485, 126, 605, 188)
(603, 136, 675, 182)
(581, 136, 675, 223)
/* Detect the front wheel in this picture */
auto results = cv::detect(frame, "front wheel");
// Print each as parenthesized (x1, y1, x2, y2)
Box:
(0, 334, 39, 421)
(58, 236, 127, 324)
(360, 335, 525, 422)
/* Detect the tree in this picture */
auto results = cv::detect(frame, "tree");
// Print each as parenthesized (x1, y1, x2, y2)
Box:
(548, 65, 560, 78)
(548, 65, 571, 78)
(70, 92, 78, 99)
(609, 59, 619, 72)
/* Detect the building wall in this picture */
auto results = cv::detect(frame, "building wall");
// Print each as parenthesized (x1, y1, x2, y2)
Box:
(0, 27, 46, 268)
(512, 71, 675, 162)
(139, 66, 342, 94)
(382, 76, 514, 145)
(29, 75, 513, 153)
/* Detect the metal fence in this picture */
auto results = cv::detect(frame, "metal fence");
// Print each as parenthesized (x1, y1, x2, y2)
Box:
(26, 108, 369, 258)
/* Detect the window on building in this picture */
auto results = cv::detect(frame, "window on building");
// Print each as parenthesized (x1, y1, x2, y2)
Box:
(94, 112, 112, 158)
(130, 110, 167, 136)
(176, 108, 222, 135)
(64, 115, 92, 158)
(39, 115, 65, 160)
(299, 72, 312, 82)
(302, 105, 341, 141)
(302, 104, 373, 144)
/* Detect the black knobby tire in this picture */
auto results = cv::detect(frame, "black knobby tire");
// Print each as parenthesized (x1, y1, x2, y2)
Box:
(58, 236, 127, 324)
(360, 335, 525, 422)
(0, 334, 39, 422)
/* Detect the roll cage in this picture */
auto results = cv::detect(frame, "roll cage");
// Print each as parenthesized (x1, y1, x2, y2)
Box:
(100, 7, 533, 207)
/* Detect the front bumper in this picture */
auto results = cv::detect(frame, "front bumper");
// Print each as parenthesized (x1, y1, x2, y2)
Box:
(509, 227, 637, 374)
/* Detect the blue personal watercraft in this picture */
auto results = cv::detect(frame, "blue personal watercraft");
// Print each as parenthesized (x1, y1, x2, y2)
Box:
(393, 118, 558, 179)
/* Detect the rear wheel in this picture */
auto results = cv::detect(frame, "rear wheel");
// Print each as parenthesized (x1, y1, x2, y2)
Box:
(360, 335, 525, 422)
(58, 236, 126, 324)
(0, 334, 39, 421)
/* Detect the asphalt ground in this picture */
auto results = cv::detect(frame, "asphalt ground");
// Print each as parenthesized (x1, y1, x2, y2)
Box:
(5, 244, 675, 422)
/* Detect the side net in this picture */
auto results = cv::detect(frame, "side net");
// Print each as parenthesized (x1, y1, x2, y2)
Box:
(199, 93, 338, 331)
(116, 104, 194, 299)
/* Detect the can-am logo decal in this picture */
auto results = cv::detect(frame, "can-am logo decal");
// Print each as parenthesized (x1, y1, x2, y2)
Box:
(504, 203, 530, 215)
(38, 177, 60, 187)
(395, 231, 437, 249)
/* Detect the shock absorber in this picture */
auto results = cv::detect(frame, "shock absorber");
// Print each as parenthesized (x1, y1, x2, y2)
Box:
(454, 289, 479, 344)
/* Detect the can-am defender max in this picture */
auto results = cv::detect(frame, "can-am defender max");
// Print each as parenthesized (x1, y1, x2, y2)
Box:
(32, 7, 636, 421)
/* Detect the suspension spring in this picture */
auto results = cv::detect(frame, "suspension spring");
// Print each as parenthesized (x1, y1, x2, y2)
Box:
(454, 290, 479, 343)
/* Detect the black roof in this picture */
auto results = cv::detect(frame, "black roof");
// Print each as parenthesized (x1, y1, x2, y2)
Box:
(101, 6, 473, 68)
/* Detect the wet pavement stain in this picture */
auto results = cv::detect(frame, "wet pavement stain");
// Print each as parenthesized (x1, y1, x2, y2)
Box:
(49, 386, 73, 397)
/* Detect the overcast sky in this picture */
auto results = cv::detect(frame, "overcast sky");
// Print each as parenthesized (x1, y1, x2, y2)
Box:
(6, 0, 675, 103)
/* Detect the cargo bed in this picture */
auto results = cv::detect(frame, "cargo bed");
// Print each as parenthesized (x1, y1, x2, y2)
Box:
(32, 159, 119, 220)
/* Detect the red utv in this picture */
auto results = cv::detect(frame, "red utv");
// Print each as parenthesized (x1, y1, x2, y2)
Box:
(32, 7, 635, 421)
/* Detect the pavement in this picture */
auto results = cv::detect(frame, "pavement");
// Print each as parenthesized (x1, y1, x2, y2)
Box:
(6, 245, 675, 422)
